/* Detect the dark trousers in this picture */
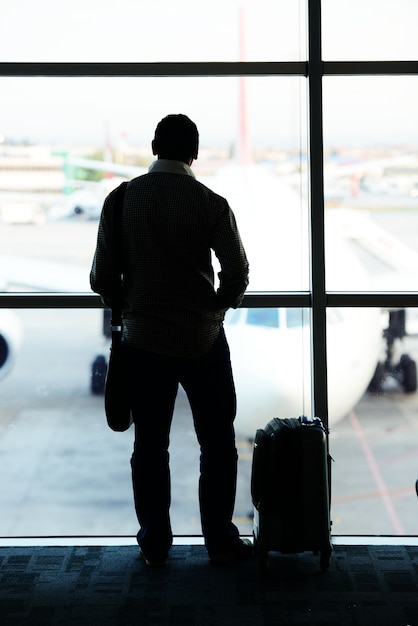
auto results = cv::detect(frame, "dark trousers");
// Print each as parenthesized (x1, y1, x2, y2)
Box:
(124, 327, 239, 559)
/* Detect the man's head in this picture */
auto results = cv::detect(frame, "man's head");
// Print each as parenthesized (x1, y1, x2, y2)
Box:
(152, 114, 199, 164)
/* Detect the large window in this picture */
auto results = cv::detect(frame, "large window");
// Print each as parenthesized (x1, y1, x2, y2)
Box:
(1, 0, 418, 538)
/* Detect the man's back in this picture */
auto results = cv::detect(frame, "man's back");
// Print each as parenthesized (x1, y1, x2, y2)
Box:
(123, 170, 223, 314)
(91, 159, 249, 358)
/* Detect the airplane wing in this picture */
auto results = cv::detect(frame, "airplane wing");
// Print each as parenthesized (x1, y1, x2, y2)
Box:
(47, 158, 148, 220)
(0, 255, 91, 292)
(326, 208, 418, 291)
(65, 156, 146, 179)
(324, 153, 417, 179)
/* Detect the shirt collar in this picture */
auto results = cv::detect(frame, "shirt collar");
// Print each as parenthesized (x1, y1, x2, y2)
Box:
(148, 159, 196, 179)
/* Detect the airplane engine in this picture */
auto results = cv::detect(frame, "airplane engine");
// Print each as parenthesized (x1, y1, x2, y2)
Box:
(0, 309, 23, 381)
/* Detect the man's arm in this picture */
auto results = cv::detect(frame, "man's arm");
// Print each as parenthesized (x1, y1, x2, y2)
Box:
(90, 188, 120, 309)
(212, 202, 249, 309)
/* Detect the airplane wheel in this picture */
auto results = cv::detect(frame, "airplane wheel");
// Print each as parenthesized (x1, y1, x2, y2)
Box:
(368, 361, 386, 393)
(400, 354, 417, 393)
(91, 354, 107, 394)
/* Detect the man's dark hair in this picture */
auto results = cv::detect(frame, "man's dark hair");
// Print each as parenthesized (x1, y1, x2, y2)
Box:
(153, 114, 199, 162)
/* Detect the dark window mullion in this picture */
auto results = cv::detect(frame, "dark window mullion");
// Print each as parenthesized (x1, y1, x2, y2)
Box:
(0, 61, 307, 78)
(308, 0, 328, 425)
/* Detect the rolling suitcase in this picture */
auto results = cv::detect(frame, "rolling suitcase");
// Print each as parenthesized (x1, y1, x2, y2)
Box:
(251, 416, 332, 571)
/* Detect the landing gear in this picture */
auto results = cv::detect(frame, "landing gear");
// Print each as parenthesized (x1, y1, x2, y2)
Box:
(91, 354, 107, 394)
(90, 309, 112, 395)
(399, 354, 417, 392)
(368, 310, 417, 393)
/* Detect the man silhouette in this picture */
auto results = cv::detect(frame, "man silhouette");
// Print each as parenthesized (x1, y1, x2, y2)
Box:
(91, 114, 250, 565)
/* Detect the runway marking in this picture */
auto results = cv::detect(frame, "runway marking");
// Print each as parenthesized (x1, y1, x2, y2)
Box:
(348, 409, 406, 535)
(233, 516, 253, 525)
(332, 485, 415, 505)
(238, 453, 253, 461)
(236, 440, 253, 449)
(237, 440, 254, 461)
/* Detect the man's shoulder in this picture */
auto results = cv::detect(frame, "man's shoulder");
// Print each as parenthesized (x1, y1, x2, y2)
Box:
(127, 172, 151, 187)
(128, 172, 228, 203)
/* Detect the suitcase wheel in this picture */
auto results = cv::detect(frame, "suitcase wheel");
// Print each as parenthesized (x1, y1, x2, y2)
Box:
(253, 535, 269, 572)
(257, 549, 269, 573)
(320, 545, 332, 572)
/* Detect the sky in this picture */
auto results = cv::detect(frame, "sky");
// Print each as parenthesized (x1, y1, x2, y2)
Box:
(0, 0, 417, 149)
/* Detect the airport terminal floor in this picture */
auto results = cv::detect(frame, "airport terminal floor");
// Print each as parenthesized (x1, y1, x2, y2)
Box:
(1, 538, 418, 625)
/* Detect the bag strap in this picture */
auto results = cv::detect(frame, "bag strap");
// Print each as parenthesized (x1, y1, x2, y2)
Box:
(111, 181, 128, 328)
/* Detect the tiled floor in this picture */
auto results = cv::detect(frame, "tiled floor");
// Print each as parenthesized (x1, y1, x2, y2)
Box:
(1, 542, 418, 625)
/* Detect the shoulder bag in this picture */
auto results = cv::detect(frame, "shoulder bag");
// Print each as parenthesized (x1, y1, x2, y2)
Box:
(104, 181, 134, 432)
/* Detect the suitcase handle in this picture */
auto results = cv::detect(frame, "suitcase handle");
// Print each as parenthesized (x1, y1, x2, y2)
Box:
(299, 415, 329, 434)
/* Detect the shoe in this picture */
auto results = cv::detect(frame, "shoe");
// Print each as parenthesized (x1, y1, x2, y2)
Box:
(139, 548, 166, 567)
(209, 538, 254, 564)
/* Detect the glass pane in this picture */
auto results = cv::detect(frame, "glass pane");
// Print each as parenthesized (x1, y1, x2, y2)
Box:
(0, 76, 307, 293)
(322, 0, 418, 61)
(323, 76, 418, 291)
(0, 0, 306, 63)
(331, 307, 418, 534)
(0, 307, 311, 536)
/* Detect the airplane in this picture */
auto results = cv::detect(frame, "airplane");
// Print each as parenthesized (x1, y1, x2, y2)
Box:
(0, 256, 92, 386)
(80, 142, 418, 438)
(0, 256, 22, 382)
(196, 162, 389, 434)
(1, 140, 414, 436)
(47, 174, 137, 221)
(175, 11, 417, 433)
